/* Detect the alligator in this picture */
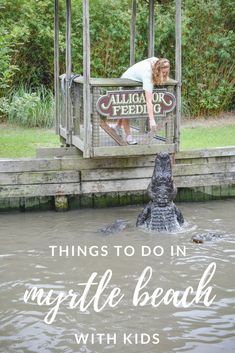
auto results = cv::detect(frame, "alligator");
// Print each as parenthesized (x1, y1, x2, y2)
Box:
(136, 152, 184, 232)
(100, 219, 129, 235)
(192, 233, 222, 243)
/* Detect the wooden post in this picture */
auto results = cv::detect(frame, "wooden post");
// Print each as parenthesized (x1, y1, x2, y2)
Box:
(148, 0, 155, 58)
(73, 85, 81, 136)
(54, 0, 60, 134)
(92, 87, 101, 147)
(54, 195, 69, 212)
(83, 0, 91, 158)
(130, 0, 137, 66)
(175, 0, 182, 152)
(65, 0, 72, 145)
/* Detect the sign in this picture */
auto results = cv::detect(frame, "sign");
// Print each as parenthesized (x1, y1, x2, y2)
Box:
(96, 88, 176, 119)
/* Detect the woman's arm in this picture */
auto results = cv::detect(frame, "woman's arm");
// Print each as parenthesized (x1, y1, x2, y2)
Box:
(145, 91, 156, 130)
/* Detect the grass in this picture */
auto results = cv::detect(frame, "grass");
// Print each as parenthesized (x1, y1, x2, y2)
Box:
(0, 124, 59, 158)
(180, 124, 235, 150)
(0, 122, 234, 158)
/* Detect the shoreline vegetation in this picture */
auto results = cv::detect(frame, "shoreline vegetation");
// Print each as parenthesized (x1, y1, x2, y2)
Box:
(0, 113, 234, 158)
(0, 0, 234, 120)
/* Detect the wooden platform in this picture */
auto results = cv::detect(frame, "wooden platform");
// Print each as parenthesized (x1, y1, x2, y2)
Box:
(0, 147, 234, 211)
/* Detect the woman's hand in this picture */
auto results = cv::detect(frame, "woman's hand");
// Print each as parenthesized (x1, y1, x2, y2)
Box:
(149, 118, 157, 132)
(145, 91, 157, 131)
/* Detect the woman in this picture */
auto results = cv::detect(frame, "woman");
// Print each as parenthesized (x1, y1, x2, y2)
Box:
(116, 57, 170, 144)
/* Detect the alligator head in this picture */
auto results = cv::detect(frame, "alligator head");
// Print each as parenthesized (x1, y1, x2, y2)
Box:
(148, 153, 176, 204)
(136, 152, 184, 231)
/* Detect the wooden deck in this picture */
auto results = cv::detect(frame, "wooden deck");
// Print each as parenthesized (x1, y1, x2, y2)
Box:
(0, 147, 234, 211)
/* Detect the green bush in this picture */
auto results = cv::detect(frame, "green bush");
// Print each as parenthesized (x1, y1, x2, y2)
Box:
(182, 0, 235, 116)
(0, 0, 55, 90)
(0, 0, 234, 119)
(1, 86, 54, 128)
(0, 27, 19, 95)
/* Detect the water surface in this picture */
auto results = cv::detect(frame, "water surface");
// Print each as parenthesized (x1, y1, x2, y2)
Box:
(0, 200, 235, 353)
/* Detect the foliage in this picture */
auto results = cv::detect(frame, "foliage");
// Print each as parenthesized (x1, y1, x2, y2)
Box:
(182, 0, 235, 116)
(0, 86, 54, 128)
(0, 28, 19, 95)
(0, 0, 56, 90)
(0, 0, 234, 121)
(72, 0, 131, 77)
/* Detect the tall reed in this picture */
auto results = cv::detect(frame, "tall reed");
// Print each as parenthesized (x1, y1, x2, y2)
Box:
(3, 86, 54, 128)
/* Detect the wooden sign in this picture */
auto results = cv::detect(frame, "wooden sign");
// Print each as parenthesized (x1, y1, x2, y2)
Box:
(96, 88, 176, 119)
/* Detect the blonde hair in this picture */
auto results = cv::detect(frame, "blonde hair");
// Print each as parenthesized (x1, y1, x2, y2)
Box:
(152, 58, 170, 85)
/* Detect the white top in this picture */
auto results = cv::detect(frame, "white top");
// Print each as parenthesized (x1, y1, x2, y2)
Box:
(121, 57, 159, 93)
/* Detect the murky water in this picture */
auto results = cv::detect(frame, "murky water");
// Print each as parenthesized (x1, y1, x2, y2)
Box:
(0, 200, 235, 353)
